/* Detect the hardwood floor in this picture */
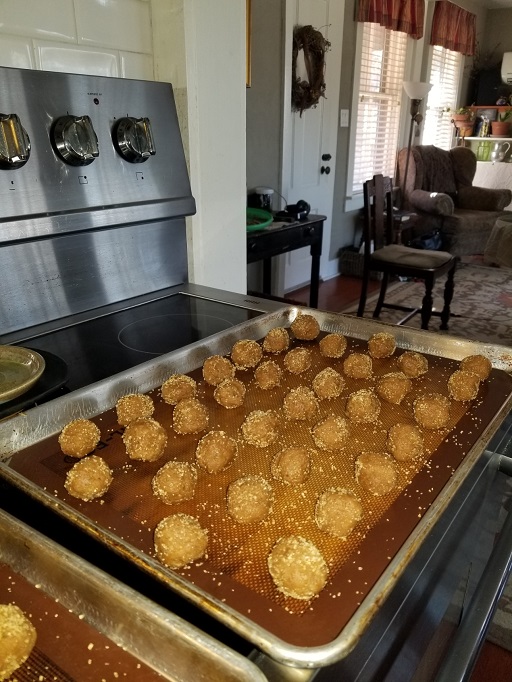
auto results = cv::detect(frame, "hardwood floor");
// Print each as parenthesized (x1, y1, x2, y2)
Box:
(289, 272, 512, 681)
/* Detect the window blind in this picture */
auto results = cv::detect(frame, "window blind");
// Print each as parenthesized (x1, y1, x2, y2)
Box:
(352, 23, 408, 194)
(423, 46, 462, 150)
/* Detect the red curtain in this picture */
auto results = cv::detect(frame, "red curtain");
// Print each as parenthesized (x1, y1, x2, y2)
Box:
(357, 0, 425, 40)
(430, 1, 476, 56)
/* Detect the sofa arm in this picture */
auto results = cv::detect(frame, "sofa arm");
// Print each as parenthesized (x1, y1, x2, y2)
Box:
(409, 189, 454, 215)
(458, 185, 512, 211)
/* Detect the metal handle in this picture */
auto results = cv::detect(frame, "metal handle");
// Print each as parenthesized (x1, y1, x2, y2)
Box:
(320, 165, 330, 175)
(434, 454, 512, 682)
(321, 153, 331, 161)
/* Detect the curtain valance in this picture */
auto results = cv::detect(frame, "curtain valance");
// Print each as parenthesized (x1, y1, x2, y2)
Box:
(430, 0, 476, 56)
(357, 0, 425, 40)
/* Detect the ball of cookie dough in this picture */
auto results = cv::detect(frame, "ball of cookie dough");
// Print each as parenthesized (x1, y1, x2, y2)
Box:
(195, 430, 238, 473)
(413, 393, 451, 430)
(387, 423, 424, 462)
(241, 410, 280, 447)
(268, 536, 328, 600)
(311, 415, 349, 451)
(355, 452, 397, 496)
(319, 333, 347, 358)
(123, 417, 168, 461)
(202, 355, 236, 386)
(151, 461, 197, 504)
(116, 393, 154, 426)
(172, 398, 209, 435)
(345, 389, 381, 423)
(368, 331, 396, 359)
(214, 377, 246, 409)
(290, 314, 320, 341)
(282, 386, 319, 421)
(227, 475, 273, 524)
(0, 604, 37, 681)
(262, 327, 290, 354)
(397, 351, 429, 379)
(376, 372, 412, 405)
(315, 488, 363, 539)
(154, 514, 208, 569)
(460, 354, 492, 381)
(448, 369, 480, 402)
(58, 418, 101, 458)
(343, 353, 373, 380)
(231, 339, 263, 369)
(160, 374, 197, 405)
(271, 447, 312, 485)
(283, 347, 312, 374)
(254, 359, 282, 389)
(312, 367, 345, 400)
(64, 455, 113, 501)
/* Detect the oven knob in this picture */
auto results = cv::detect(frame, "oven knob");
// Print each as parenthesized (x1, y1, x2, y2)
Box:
(0, 113, 31, 169)
(52, 115, 99, 166)
(113, 117, 155, 163)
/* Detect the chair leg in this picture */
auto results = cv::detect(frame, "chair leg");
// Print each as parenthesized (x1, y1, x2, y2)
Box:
(373, 274, 389, 318)
(357, 268, 370, 317)
(440, 263, 456, 330)
(420, 277, 434, 330)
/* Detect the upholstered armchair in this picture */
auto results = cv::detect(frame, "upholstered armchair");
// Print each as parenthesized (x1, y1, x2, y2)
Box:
(397, 145, 512, 256)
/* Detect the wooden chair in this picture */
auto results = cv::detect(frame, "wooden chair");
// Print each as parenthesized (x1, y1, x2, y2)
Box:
(357, 174, 457, 330)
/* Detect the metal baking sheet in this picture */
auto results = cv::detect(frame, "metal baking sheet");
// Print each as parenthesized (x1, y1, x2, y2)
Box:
(1, 307, 512, 670)
(0, 508, 265, 682)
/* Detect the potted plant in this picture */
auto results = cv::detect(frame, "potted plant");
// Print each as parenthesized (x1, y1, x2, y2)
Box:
(451, 107, 474, 137)
(451, 107, 472, 123)
(491, 110, 512, 136)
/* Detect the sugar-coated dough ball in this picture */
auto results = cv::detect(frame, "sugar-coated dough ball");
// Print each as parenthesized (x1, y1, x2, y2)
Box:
(311, 415, 349, 450)
(282, 386, 319, 421)
(346, 389, 381, 423)
(123, 417, 168, 461)
(116, 393, 154, 426)
(227, 475, 273, 524)
(195, 430, 238, 473)
(312, 367, 345, 400)
(368, 332, 396, 359)
(271, 447, 312, 485)
(160, 374, 197, 404)
(152, 461, 197, 504)
(268, 536, 328, 600)
(172, 398, 209, 435)
(448, 369, 480, 402)
(263, 327, 290, 354)
(241, 410, 280, 447)
(283, 347, 312, 374)
(343, 353, 372, 379)
(290, 314, 320, 341)
(64, 455, 113, 501)
(254, 360, 282, 389)
(0, 604, 37, 681)
(315, 488, 363, 538)
(460, 354, 492, 381)
(319, 333, 347, 358)
(413, 393, 451, 429)
(397, 351, 429, 378)
(154, 514, 208, 569)
(202, 355, 235, 386)
(387, 423, 424, 462)
(214, 378, 246, 408)
(231, 339, 263, 369)
(376, 372, 412, 405)
(356, 452, 398, 496)
(58, 418, 101, 458)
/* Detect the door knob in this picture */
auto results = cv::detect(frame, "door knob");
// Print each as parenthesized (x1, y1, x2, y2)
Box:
(321, 153, 332, 161)
(321, 165, 331, 174)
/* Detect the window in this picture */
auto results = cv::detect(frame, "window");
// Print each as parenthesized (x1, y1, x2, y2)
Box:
(351, 23, 408, 194)
(422, 46, 462, 150)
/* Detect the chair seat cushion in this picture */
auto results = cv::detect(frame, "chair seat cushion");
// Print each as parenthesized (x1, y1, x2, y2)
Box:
(371, 244, 453, 269)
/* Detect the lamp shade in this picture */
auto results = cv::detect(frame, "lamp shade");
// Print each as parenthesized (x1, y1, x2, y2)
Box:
(403, 81, 432, 100)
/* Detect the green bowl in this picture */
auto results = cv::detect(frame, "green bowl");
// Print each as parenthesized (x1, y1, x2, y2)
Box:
(246, 207, 273, 232)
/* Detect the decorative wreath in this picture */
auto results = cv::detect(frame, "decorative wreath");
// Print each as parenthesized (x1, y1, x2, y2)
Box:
(292, 25, 331, 116)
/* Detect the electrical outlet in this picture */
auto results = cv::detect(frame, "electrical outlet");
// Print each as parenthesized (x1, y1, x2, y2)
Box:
(340, 109, 349, 127)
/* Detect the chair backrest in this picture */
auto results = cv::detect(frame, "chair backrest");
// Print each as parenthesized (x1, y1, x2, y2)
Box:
(362, 174, 394, 259)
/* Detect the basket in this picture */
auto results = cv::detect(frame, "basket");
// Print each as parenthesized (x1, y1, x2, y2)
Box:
(340, 247, 382, 280)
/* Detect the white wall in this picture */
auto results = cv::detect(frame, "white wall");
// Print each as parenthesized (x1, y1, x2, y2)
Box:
(0, 0, 247, 295)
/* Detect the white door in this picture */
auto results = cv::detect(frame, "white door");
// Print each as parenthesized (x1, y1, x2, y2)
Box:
(279, 0, 344, 295)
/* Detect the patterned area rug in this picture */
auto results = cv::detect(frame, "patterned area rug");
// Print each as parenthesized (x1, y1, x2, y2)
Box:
(341, 262, 512, 346)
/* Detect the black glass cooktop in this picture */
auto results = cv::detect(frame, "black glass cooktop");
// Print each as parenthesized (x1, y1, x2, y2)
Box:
(20, 294, 262, 394)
